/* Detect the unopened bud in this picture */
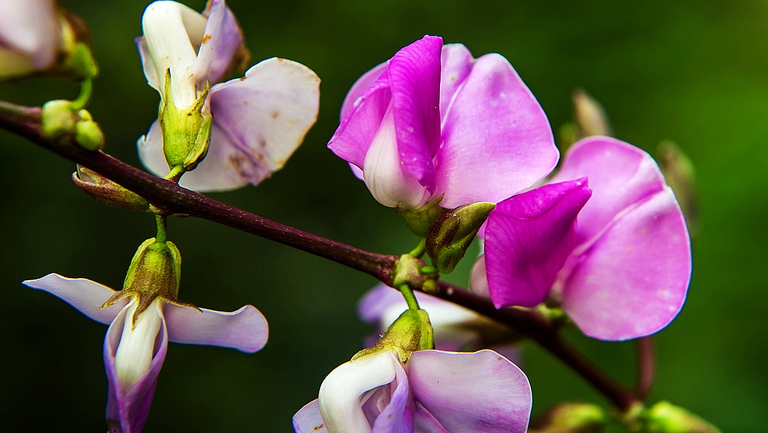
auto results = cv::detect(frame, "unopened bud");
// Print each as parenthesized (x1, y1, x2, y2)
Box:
(397, 196, 446, 237)
(645, 401, 721, 433)
(529, 402, 607, 433)
(72, 166, 149, 211)
(74, 109, 104, 150)
(426, 202, 495, 273)
(41, 100, 77, 138)
(573, 89, 612, 137)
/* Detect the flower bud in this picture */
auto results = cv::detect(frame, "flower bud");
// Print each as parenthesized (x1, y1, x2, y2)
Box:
(426, 201, 495, 273)
(572, 89, 612, 137)
(41, 100, 77, 138)
(645, 401, 721, 433)
(529, 402, 607, 433)
(657, 140, 698, 238)
(72, 166, 150, 212)
(159, 73, 212, 173)
(74, 109, 104, 150)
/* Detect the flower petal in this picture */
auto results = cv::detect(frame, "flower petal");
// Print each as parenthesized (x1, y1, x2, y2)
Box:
(174, 57, 319, 192)
(136, 120, 169, 178)
(191, 0, 246, 85)
(163, 303, 268, 353)
(340, 62, 388, 121)
(293, 400, 328, 433)
(436, 53, 558, 208)
(371, 362, 413, 433)
(0, 0, 58, 70)
(551, 136, 667, 243)
(389, 35, 443, 193)
(561, 187, 691, 340)
(408, 350, 532, 433)
(105, 302, 168, 433)
(484, 180, 591, 308)
(22, 273, 125, 325)
(439, 44, 474, 117)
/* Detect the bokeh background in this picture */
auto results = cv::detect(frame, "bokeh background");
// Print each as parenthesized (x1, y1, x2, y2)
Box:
(1, 0, 766, 431)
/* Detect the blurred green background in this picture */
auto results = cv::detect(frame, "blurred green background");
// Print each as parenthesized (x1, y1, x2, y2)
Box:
(1, 0, 766, 431)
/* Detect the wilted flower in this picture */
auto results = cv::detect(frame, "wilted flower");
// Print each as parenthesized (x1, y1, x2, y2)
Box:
(329, 35, 558, 211)
(136, 0, 320, 191)
(24, 273, 268, 433)
(475, 136, 691, 340)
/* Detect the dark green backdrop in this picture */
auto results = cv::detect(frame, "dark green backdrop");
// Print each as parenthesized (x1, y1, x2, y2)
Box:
(1, 0, 766, 431)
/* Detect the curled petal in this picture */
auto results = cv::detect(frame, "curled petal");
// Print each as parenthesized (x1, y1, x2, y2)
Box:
(562, 188, 691, 340)
(340, 62, 388, 121)
(22, 273, 125, 325)
(436, 53, 558, 208)
(408, 350, 532, 433)
(105, 302, 168, 433)
(551, 136, 667, 243)
(164, 303, 268, 353)
(293, 400, 328, 433)
(192, 0, 247, 85)
(485, 180, 591, 308)
(370, 363, 413, 433)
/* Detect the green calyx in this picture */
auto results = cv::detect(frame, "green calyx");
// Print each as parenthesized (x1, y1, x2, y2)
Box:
(159, 69, 212, 178)
(397, 196, 446, 237)
(426, 201, 495, 274)
(353, 309, 434, 363)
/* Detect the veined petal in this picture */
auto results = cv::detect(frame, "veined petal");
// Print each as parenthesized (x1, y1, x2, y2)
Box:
(561, 188, 691, 341)
(171, 57, 319, 192)
(389, 35, 442, 193)
(551, 136, 667, 243)
(319, 349, 400, 433)
(341, 62, 388, 121)
(436, 53, 558, 208)
(22, 273, 126, 325)
(191, 0, 246, 85)
(439, 44, 474, 117)
(293, 400, 329, 433)
(484, 180, 591, 308)
(0, 0, 59, 71)
(164, 303, 268, 353)
(408, 350, 532, 433)
(105, 300, 168, 433)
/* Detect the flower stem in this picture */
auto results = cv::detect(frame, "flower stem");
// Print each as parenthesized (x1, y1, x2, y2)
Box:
(155, 213, 168, 244)
(70, 79, 93, 111)
(634, 336, 655, 400)
(408, 238, 426, 258)
(397, 284, 421, 311)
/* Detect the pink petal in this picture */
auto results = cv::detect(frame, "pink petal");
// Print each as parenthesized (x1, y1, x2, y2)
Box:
(389, 35, 443, 193)
(436, 52, 558, 208)
(180, 57, 320, 191)
(561, 188, 691, 341)
(164, 303, 268, 353)
(439, 44, 474, 117)
(340, 62, 388, 121)
(551, 136, 667, 243)
(104, 304, 168, 433)
(191, 0, 244, 84)
(407, 350, 531, 433)
(22, 274, 126, 325)
(370, 363, 413, 433)
(0, 0, 59, 69)
(292, 400, 328, 433)
(484, 180, 591, 308)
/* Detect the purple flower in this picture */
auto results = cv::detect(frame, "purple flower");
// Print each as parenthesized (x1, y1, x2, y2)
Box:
(23, 273, 268, 433)
(330, 35, 558, 209)
(475, 136, 691, 341)
(292, 348, 532, 433)
(0, 0, 61, 79)
(136, 0, 320, 192)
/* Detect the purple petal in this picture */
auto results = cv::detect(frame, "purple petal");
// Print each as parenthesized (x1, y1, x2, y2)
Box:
(292, 400, 329, 433)
(164, 303, 268, 353)
(408, 350, 532, 433)
(371, 363, 414, 433)
(436, 53, 558, 208)
(341, 62, 388, 121)
(551, 136, 667, 243)
(484, 180, 592, 308)
(105, 304, 168, 433)
(389, 35, 443, 193)
(329, 69, 392, 169)
(439, 44, 474, 117)
(561, 188, 691, 340)
(22, 274, 125, 325)
(192, 0, 245, 84)
(179, 57, 320, 191)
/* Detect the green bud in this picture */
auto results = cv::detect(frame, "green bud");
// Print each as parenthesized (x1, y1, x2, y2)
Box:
(529, 402, 607, 433)
(657, 141, 698, 239)
(74, 109, 104, 150)
(41, 100, 77, 139)
(159, 70, 212, 174)
(397, 196, 446, 237)
(121, 238, 182, 316)
(426, 202, 495, 274)
(645, 401, 721, 433)
(72, 166, 149, 212)
(572, 89, 612, 137)
(355, 309, 434, 362)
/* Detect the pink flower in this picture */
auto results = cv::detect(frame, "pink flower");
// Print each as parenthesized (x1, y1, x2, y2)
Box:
(24, 274, 268, 433)
(329, 35, 558, 209)
(0, 0, 61, 79)
(474, 137, 692, 341)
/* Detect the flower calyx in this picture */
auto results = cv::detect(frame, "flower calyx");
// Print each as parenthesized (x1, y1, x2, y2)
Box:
(396, 195, 446, 237)
(354, 308, 434, 363)
(393, 254, 439, 294)
(426, 201, 495, 273)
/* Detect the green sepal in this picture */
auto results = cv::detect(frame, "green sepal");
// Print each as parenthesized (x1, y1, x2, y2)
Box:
(397, 195, 446, 237)
(426, 201, 495, 274)
(353, 309, 434, 363)
(159, 69, 212, 174)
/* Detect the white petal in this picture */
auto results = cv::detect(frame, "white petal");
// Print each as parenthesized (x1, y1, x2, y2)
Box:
(114, 299, 164, 390)
(22, 273, 125, 325)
